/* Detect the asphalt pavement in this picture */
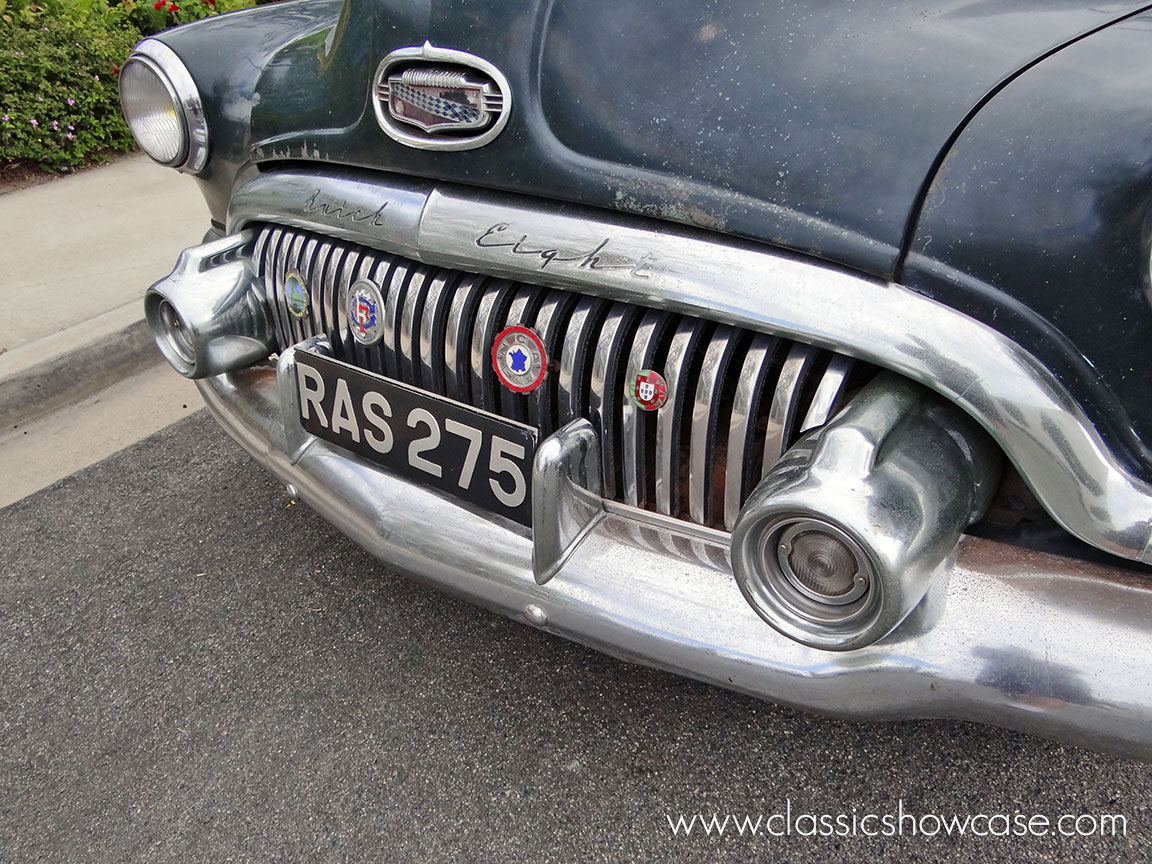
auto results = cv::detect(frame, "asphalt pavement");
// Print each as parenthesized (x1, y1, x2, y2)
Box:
(2, 412, 1150, 863)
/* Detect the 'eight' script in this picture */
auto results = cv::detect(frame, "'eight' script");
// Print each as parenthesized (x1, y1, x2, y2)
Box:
(475, 223, 655, 278)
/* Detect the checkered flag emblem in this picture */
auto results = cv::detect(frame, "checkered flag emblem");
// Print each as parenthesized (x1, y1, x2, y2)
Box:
(392, 83, 482, 125)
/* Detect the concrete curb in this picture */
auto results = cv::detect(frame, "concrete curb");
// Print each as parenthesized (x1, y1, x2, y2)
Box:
(0, 303, 161, 430)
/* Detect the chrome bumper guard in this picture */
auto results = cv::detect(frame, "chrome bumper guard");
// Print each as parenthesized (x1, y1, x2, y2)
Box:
(200, 355, 1152, 759)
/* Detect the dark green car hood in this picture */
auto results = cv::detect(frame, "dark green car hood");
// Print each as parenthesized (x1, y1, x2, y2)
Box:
(214, 0, 1150, 278)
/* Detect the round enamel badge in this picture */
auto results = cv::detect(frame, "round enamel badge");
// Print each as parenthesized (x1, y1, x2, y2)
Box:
(348, 279, 385, 346)
(630, 369, 668, 411)
(284, 270, 310, 319)
(492, 325, 547, 394)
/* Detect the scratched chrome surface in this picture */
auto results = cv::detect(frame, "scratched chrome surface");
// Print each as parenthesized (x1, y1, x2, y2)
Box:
(226, 169, 1152, 562)
(196, 362, 1152, 759)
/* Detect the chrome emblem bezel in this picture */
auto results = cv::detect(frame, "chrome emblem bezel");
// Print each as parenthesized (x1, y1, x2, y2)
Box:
(284, 270, 310, 319)
(492, 325, 547, 394)
(346, 278, 386, 346)
(372, 42, 512, 151)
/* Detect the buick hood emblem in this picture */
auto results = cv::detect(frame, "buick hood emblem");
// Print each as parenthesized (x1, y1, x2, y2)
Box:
(373, 43, 511, 151)
(385, 69, 496, 134)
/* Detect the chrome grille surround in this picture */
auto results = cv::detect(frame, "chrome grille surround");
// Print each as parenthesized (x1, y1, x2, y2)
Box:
(255, 224, 866, 530)
(226, 170, 1152, 563)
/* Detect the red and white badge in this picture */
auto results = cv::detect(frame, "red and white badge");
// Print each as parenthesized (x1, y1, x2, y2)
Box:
(492, 325, 548, 394)
(630, 370, 668, 411)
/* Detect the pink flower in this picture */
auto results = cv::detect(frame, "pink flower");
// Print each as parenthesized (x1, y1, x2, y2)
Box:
(93, 75, 100, 81)
(29, 119, 37, 127)
(1, 114, 8, 122)
(67, 98, 75, 106)
(51, 120, 58, 130)
(66, 132, 75, 140)
(36, 95, 43, 102)
(67, 125, 74, 131)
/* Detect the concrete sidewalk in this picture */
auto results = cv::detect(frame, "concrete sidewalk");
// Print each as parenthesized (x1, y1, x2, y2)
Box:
(0, 154, 207, 428)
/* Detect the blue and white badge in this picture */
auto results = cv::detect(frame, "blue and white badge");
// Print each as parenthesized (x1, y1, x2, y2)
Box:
(492, 325, 547, 394)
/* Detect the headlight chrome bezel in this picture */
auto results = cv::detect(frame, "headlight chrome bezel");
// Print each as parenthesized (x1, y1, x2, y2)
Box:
(120, 39, 209, 174)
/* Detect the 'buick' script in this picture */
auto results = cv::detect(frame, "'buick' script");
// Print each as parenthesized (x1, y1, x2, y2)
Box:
(475, 223, 655, 278)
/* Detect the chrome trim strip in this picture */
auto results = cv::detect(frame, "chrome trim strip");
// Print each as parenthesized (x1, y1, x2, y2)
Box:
(689, 326, 738, 526)
(196, 365, 1152, 757)
(655, 319, 706, 517)
(227, 171, 1152, 561)
(724, 333, 779, 530)
(602, 500, 731, 546)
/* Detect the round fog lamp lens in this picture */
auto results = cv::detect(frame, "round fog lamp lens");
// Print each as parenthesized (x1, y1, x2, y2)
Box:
(120, 59, 186, 165)
(786, 530, 859, 598)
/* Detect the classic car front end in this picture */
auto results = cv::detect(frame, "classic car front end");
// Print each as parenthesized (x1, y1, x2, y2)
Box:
(121, 0, 1152, 757)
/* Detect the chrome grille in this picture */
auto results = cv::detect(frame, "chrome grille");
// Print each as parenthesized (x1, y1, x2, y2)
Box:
(255, 224, 872, 530)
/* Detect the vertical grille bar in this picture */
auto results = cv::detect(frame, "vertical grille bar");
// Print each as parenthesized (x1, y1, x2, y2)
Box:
(724, 333, 780, 530)
(418, 271, 460, 397)
(301, 236, 322, 339)
(268, 228, 292, 349)
(529, 290, 578, 438)
(311, 241, 334, 338)
(762, 343, 820, 471)
(326, 244, 350, 359)
(469, 280, 516, 413)
(799, 354, 856, 433)
(285, 232, 307, 345)
(381, 260, 414, 380)
(558, 296, 608, 428)
(399, 267, 432, 389)
(444, 274, 488, 404)
(689, 325, 741, 526)
(589, 303, 642, 500)
(498, 286, 546, 424)
(621, 310, 673, 508)
(654, 319, 708, 518)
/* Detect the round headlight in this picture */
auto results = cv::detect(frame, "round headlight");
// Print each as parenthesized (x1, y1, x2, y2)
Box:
(120, 59, 186, 164)
(119, 40, 208, 173)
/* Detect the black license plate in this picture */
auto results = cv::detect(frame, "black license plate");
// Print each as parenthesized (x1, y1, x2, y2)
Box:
(295, 350, 538, 526)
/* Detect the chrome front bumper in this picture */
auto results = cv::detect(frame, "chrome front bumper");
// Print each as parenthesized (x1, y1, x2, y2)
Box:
(199, 360, 1152, 759)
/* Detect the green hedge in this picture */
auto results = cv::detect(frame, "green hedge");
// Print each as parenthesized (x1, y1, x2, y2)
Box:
(0, 0, 255, 170)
